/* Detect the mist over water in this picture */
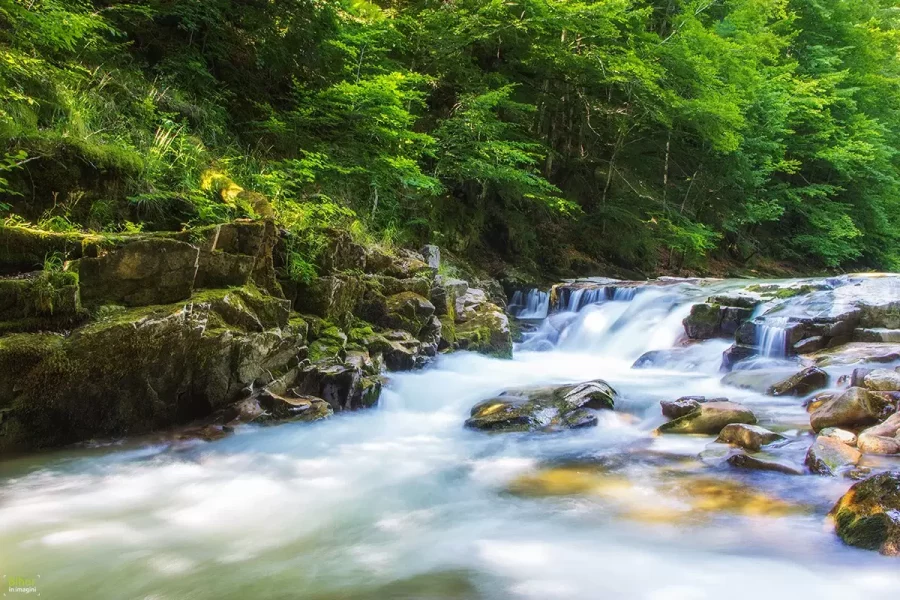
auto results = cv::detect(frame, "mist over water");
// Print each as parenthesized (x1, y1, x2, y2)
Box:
(2, 279, 900, 599)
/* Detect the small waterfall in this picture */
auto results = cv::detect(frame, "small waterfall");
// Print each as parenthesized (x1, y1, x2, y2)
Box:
(756, 318, 789, 357)
(509, 289, 550, 319)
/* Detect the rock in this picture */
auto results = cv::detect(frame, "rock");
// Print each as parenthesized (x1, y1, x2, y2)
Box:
(294, 359, 382, 412)
(657, 401, 757, 435)
(187, 220, 281, 294)
(851, 367, 871, 388)
(384, 291, 435, 335)
(0, 225, 93, 274)
(863, 368, 900, 392)
(257, 390, 333, 423)
(807, 342, 900, 367)
(810, 387, 895, 432)
(768, 367, 829, 396)
(293, 274, 365, 325)
(0, 289, 307, 451)
(0, 270, 82, 331)
(465, 379, 616, 433)
(683, 303, 724, 339)
(857, 413, 900, 455)
(721, 344, 756, 370)
(455, 302, 512, 358)
(727, 452, 804, 475)
(316, 228, 368, 273)
(383, 249, 430, 279)
(793, 336, 827, 354)
(854, 328, 900, 343)
(661, 397, 704, 419)
(78, 238, 200, 307)
(805, 436, 861, 475)
(721, 368, 799, 394)
(829, 471, 900, 556)
(430, 276, 468, 318)
(716, 423, 785, 451)
(819, 427, 858, 447)
(805, 391, 834, 414)
(420, 245, 440, 270)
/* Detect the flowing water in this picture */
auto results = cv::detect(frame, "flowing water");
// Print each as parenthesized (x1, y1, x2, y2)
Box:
(2, 278, 900, 599)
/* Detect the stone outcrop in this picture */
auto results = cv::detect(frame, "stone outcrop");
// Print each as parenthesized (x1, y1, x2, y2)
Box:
(829, 471, 900, 556)
(465, 380, 616, 433)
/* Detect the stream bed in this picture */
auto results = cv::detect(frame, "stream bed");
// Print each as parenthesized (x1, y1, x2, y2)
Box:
(2, 277, 900, 599)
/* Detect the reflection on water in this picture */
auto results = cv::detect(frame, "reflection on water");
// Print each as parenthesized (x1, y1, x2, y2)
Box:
(1, 279, 900, 599)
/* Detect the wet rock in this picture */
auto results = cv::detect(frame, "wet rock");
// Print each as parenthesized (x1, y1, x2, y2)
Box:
(465, 379, 616, 433)
(661, 397, 703, 419)
(721, 344, 756, 371)
(863, 368, 900, 392)
(294, 359, 382, 412)
(768, 367, 829, 397)
(829, 471, 900, 556)
(854, 328, 900, 343)
(805, 391, 834, 414)
(716, 423, 785, 451)
(793, 336, 827, 354)
(727, 452, 805, 475)
(683, 303, 724, 340)
(657, 401, 757, 435)
(810, 387, 895, 432)
(721, 368, 798, 394)
(805, 436, 861, 475)
(257, 390, 333, 423)
(857, 413, 900, 455)
(807, 342, 900, 367)
(78, 238, 200, 307)
(851, 367, 871, 388)
(819, 427, 858, 447)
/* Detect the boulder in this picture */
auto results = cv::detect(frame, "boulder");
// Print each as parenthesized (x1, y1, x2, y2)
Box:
(716, 423, 785, 451)
(77, 238, 199, 307)
(727, 452, 804, 476)
(721, 344, 756, 371)
(805, 436, 861, 475)
(294, 359, 382, 412)
(721, 369, 799, 394)
(768, 367, 829, 397)
(857, 413, 900, 455)
(819, 427, 858, 447)
(465, 380, 616, 433)
(657, 401, 757, 435)
(661, 397, 704, 419)
(829, 471, 900, 556)
(683, 303, 724, 340)
(793, 336, 827, 354)
(455, 302, 513, 358)
(810, 387, 895, 432)
(863, 368, 900, 392)
(256, 390, 333, 423)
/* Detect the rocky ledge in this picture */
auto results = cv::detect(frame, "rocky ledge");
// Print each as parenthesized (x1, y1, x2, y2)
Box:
(0, 221, 512, 452)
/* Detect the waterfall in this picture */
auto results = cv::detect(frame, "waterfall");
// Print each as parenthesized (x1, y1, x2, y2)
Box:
(509, 289, 550, 319)
(755, 317, 789, 357)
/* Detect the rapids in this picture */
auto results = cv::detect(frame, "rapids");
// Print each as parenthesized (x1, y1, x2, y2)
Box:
(2, 277, 900, 599)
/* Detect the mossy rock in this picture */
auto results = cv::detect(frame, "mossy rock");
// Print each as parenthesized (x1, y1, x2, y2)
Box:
(0, 225, 97, 274)
(384, 291, 435, 335)
(465, 380, 616, 433)
(293, 274, 366, 326)
(829, 471, 900, 555)
(0, 288, 305, 451)
(455, 305, 512, 358)
(657, 401, 756, 435)
(0, 271, 82, 330)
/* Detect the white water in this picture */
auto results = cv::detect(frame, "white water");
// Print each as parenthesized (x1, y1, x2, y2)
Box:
(756, 317, 789, 358)
(2, 281, 899, 599)
(509, 290, 550, 319)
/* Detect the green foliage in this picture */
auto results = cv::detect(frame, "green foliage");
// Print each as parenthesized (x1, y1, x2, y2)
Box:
(0, 0, 897, 273)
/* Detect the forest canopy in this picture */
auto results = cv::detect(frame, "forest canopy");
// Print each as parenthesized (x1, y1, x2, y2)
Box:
(1, 0, 898, 275)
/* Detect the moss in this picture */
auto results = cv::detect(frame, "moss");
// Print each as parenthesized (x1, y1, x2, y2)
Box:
(456, 310, 512, 358)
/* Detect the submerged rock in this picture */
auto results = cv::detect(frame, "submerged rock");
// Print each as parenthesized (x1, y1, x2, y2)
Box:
(657, 401, 756, 435)
(465, 380, 616, 433)
(805, 436, 861, 475)
(829, 471, 900, 556)
(721, 367, 827, 396)
(727, 452, 804, 476)
(857, 413, 900, 455)
(809, 387, 895, 432)
(715, 423, 784, 451)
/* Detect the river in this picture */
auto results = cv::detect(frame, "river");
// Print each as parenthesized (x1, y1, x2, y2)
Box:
(1, 277, 899, 599)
